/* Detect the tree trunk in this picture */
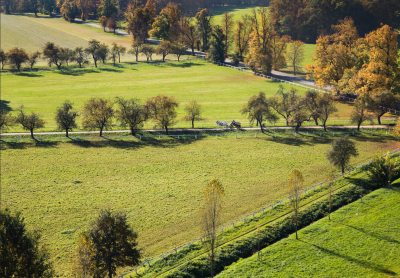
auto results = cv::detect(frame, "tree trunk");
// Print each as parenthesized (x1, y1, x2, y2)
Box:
(165, 125, 169, 135)
(191, 46, 194, 56)
(100, 128, 103, 137)
(136, 54, 138, 62)
(377, 113, 384, 125)
(94, 59, 97, 68)
(130, 127, 136, 136)
(260, 123, 264, 133)
(314, 118, 319, 126)
(323, 121, 327, 132)
(118, 54, 121, 63)
(357, 121, 361, 131)
(30, 129, 34, 139)
(341, 165, 344, 174)
(286, 119, 289, 126)
(66, 129, 69, 137)
(191, 119, 194, 129)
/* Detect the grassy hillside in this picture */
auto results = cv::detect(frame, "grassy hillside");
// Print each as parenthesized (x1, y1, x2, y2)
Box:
(3, 60, 394, 132)
(217, 180, 400, 278)
(1, 135, 399, 276)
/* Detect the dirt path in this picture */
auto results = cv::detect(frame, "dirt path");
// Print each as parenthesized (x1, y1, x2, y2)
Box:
(0, 125, 390, 137)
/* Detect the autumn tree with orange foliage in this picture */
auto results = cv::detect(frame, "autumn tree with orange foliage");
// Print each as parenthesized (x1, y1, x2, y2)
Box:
(348, 25, 400, 96)
(306, 18, 361, 92)
(245, 7, 275, 74)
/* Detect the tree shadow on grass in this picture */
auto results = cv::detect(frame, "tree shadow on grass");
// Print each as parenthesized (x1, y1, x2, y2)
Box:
(0, 100, 12, 112)
(14, 72, 44, 77)
(56, 68, 101, 76)
(345, 225, 400, 245)
(166, 62, 205, 68)
(301, 240, 397, 276)
(98, 67, 123, 73)
(0, 140, 58, 150)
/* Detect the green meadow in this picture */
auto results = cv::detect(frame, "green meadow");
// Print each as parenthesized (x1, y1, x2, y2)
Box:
(217, 181, 400, 277)
(1, 134, 399, 276)
(2, 61, 394, 133)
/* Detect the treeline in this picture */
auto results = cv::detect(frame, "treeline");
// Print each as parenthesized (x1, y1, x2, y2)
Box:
(0, 38, 188, 71)
(269, 0, 400, 43)
(1, 0, 271, 18)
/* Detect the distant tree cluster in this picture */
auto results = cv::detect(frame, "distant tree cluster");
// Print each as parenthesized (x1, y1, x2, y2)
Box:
(241, 86, 338, 132)
(269, 0, 400, 43)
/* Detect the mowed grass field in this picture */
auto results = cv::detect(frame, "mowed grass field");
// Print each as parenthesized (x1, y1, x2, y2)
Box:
(1, 60, 385, 132)
(0, 13, 168, 63)
(1, 135, 399, 276)
(217, 181, 400, 278)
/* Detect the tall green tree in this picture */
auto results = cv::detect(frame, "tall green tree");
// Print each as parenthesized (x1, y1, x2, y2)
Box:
(72, 209, 141, 278)
(195, 9, 212, 51)
(0, 109, 14, 130)
(208, 25, 226, 63)
(85, 39, 102, 67)
(0, 209, 54, 278)
(98, 0, 118, 18)
(241, 92, 278, 132)
(182, 100, 204, 128)
(82, 97, 114, 136)
(145, 94, 178, 135)
(269, 86, 299, 126)
(43, 42, 64, 69)
(326, 135, 359, 174)
(38, 0, 55, 16)
(55, 100, 79, 137)
(15, 106, 45, 139)
(115, 97, 148, 136)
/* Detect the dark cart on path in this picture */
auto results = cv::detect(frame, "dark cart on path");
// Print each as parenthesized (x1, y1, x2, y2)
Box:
(230, 120, 241, 129)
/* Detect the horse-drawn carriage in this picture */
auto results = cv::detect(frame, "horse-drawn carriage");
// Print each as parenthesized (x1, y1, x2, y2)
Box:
(216, 120, 241, 129)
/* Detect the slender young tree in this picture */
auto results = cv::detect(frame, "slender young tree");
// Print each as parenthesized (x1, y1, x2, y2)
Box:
(234, 15, 251, 59)
(141, 45, 155, 62)
(81, 97, 114, 136)
(350, 94, 374, 131)
(171, 42, 186, 62)
(221, 12, 234, 55)
(182, 100, 204, 128)
(327, 173, 335, 221)
(99, 15, 108, 31)
(156, 41, 173, 62)
(27, 51, 41, 69)
(72, 47, 89, 68)
(286, 40, 305, 75)
(43, 42, 63, 69)
(144, 94, 178, 135)
(318, 94, 338, 131)
(288, 170, 303, 240)
(15, 106, 45, 139)
(201, 177, 224, 278)
(85, 39, 102, 67)
(129, 39, 143, 62)
(326, 136, 359, 174)
(182, 17, 197, 56)
(55, 100, 79, 137)
(0, 49, 7, 70)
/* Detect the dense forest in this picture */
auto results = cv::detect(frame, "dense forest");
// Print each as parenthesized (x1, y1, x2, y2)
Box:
(269, 0, 400, 43)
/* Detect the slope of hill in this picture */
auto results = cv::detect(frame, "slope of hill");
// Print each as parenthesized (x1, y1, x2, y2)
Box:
(217, 180, 400, 277)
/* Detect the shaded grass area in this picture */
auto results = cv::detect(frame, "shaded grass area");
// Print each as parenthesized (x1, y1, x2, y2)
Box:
(217, 182, 400, 278)
(1, 134, 399, 276)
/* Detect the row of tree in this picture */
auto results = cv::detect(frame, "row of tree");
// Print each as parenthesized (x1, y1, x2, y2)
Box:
(0, 38, 189, 71)
(242, 87, 399, 132)
(0, 95, 204, 138)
